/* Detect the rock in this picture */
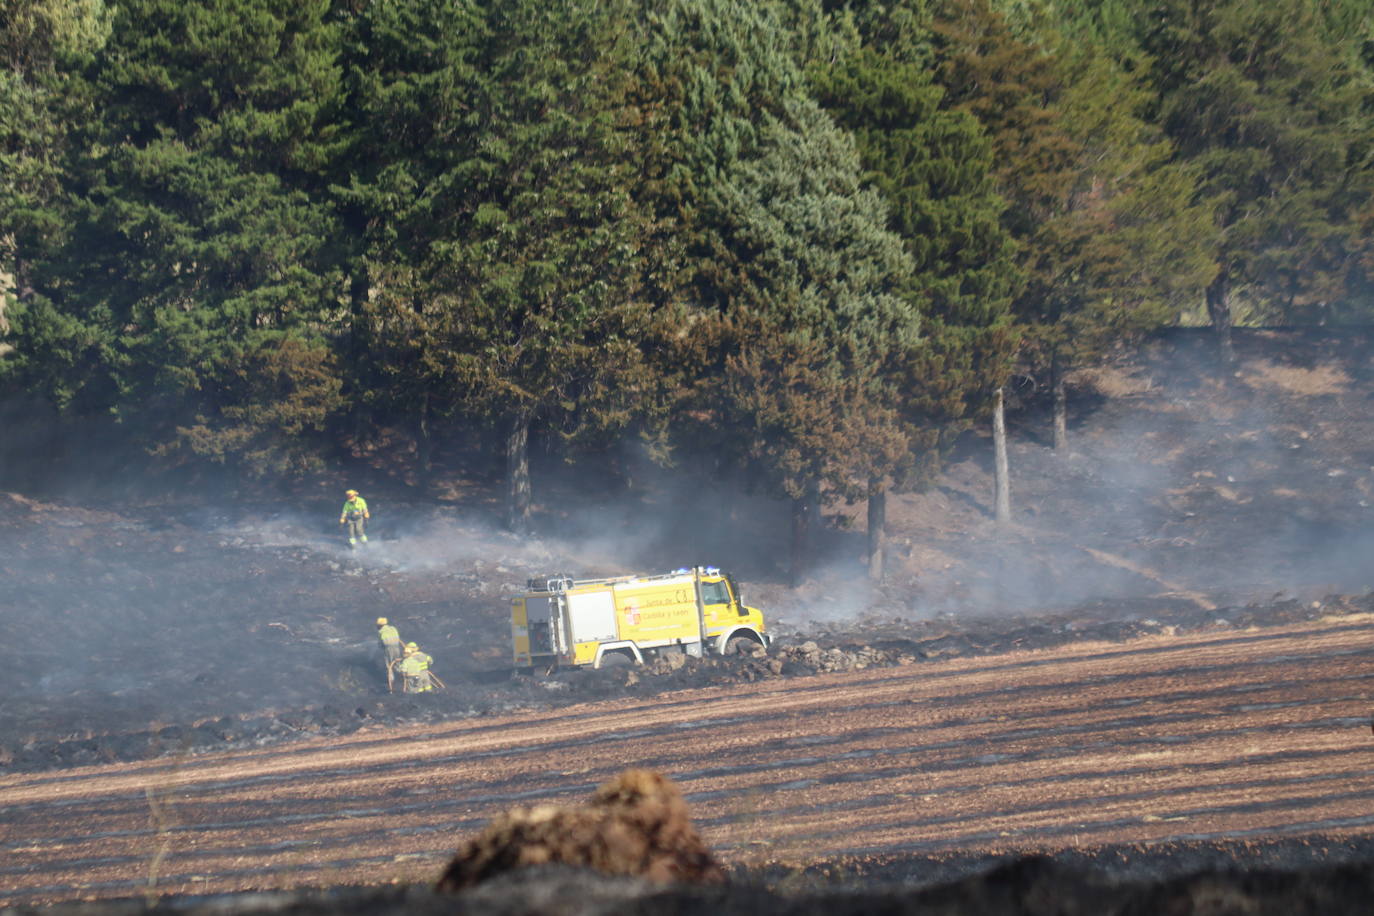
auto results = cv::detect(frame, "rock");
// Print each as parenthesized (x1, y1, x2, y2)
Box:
(435, 769, 726, 891)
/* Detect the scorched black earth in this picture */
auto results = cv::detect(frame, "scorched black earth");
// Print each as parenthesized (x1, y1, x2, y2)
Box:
(6, 331, 1374, 913)
(3, 486, 1372, 774)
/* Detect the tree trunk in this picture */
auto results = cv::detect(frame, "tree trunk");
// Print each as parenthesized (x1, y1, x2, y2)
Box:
(13, 252, 34, 302)
(1207, 269, 1235, 366)
(415, 390, 432, 486)
(347, 266, 371, 446)
(789, 480, 820, 587)
(0, 258, 11, 344)
(993, 387, 1012, 526)
(2, 254, 26, 356)
(866, 475, 887, 583)
(1051, 354, 1068, 453)
(505, 411, 532, 535)
(348, 264, 369, 330)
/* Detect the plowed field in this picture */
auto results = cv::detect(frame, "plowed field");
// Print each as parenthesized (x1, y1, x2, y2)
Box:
(4, 616, 1372, 907)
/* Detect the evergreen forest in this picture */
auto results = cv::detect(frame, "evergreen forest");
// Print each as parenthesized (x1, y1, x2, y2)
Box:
(3, 0, 1373, 559)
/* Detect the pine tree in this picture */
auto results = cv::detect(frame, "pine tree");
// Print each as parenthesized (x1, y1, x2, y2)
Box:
(933, 0, 1213, 450)
(401, 0, 660, 533)
(1130, 0, 1374, 359)
(638, 0, 919, 581)
(9, 0, 346, 475)
(808, 2, 1019, 570)
(0, 1, 108, 340)
(329, 0, 488, 476)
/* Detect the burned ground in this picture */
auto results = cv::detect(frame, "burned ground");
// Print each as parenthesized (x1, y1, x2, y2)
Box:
(15, 849, 1374, 916)
(5, 329, 1374, 773)
(5, 617, 1374, 912)
(3, 329, 1374, 912)
(2, 484, 1366, 774)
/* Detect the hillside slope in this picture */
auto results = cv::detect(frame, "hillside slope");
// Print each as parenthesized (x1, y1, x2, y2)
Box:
(1, 328, 1372, 772)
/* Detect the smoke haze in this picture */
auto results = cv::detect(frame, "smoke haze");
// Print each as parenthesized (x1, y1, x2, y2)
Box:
(2, 328, 1373, 753)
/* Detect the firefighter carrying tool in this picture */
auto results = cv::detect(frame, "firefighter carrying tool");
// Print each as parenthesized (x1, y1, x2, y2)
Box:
(511, 566, 768, 670)
(377, 618, 403, 662)
(395, 641, 439, 693)
(377, 617, 402, 692)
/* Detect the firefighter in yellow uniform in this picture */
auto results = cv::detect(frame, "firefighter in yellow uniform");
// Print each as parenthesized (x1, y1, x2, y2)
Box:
(339, 489, 370, 548)
(376, 617, 403, 665)
(397, 642, 434, 693)
(411, 642, 435, 688)
(412, 642, 433, 678)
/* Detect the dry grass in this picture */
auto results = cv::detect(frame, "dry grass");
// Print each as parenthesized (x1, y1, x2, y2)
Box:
(1072, 366, 1158, 398)
(1238, 359, 1351, 396)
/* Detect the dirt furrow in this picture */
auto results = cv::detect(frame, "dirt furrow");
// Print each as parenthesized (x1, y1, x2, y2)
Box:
(3, 618, 1372, 906)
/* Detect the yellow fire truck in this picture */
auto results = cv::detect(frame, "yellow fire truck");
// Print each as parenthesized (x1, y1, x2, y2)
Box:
(511, 566, 768, 670)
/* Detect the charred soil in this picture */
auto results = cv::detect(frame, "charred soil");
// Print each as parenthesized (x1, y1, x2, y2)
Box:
(3, 329, 1374, 912)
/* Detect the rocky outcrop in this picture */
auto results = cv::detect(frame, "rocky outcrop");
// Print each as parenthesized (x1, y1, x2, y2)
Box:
(435, 769, 726, 891)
